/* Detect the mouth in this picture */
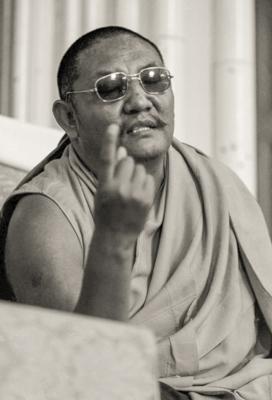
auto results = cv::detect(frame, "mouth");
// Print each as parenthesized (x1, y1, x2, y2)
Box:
(128, 125, 155, 135)
(125, 119, 163, 136)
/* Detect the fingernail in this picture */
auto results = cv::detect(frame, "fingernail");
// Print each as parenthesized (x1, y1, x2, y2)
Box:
(107, 123, 120, 137)
(116, 146, 127, 161)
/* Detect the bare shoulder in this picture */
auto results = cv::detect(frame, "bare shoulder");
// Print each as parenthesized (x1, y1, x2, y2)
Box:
(5, 194, 83, 311)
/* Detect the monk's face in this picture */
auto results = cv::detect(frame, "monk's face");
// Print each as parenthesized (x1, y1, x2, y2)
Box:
(69, 34, 175, 174)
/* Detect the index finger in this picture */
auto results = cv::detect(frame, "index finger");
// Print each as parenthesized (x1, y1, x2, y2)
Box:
(98, 123, 120, 183)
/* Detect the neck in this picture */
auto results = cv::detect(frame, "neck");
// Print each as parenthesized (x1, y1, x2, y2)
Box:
(139, 155, 167, 194)
(73, 142, 167, 192)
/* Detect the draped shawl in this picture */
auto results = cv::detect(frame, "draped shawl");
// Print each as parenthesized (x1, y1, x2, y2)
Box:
(0, 136, 272, 399)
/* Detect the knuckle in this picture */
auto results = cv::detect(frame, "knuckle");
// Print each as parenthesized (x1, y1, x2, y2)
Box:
(130, 188, 142, 203)
(132, 164, 146, 184)
(125, 156, 135, 167)
(131, 188, 149, 208)
(142, 193, 152, 208)
(135, 163, 145, 174)
(117, 183, 130, 200)
(116, 155, 134, 170)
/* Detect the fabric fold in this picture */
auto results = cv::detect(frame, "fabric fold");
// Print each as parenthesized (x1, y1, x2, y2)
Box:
(1, 137, 272, 398)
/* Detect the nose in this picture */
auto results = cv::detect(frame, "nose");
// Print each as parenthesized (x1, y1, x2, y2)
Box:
(123, 79, 152, 114)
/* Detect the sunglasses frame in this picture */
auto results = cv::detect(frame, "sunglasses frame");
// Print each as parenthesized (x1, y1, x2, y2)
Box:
(65, 66, 173, 103)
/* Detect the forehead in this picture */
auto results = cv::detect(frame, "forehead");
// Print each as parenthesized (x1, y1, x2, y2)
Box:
(75, 35, 163, 82)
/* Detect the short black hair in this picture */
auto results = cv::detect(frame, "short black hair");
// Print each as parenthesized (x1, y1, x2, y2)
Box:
(57, 26, 164, 100)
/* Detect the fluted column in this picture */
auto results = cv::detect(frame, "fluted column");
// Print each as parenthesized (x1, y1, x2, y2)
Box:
(83, 0, 116, 29)
(27, 0, 55, 125)
(0, 0, 15, 116)
(213, 0, 256, 194)
(115, 0, 140, 31)
(11, 0, 31, 121)
(11, 0, 56, 125)
(63, 0, 83, 47)
(145, 0, 186, 143)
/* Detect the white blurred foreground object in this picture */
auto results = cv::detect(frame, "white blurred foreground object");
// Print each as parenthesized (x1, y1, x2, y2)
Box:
(0, 301, 159, 400)
(0, 115, 62, 171)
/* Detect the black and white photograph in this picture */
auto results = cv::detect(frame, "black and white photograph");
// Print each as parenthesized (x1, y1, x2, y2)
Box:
(0, 0, 271, 399)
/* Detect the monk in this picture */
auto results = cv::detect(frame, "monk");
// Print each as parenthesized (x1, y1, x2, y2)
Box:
(1, 26, 272, 399)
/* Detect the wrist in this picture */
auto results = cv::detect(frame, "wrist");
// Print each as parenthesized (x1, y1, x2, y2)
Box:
(93, 224, 137, 253)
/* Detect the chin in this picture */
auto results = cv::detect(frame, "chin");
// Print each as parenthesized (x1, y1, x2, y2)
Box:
(121, 127, 173, 160)
(128, 141, 170, 162)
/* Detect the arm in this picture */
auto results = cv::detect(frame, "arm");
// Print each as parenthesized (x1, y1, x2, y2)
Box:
(5, 194, 84, 311)
(6, 125, 155, 320)
(5, 196, 135, 318)
(76, 124, 155, 320)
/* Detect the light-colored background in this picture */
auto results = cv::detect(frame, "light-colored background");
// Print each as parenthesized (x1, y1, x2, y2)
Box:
(0, 0, 257, 194)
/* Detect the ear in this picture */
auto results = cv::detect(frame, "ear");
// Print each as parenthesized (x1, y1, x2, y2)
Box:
(52, 100, 78, 140)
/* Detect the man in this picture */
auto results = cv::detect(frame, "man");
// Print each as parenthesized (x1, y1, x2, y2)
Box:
(0, 26, 272, 399)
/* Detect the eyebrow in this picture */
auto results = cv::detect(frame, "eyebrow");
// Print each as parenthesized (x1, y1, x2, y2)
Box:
(95, 62, 163, 78)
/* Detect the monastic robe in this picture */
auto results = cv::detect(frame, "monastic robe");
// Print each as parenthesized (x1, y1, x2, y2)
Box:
(0, 137, 272, 399)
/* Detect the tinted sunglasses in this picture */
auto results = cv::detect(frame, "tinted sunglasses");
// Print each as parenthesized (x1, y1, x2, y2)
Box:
(65, 66, 173, 102)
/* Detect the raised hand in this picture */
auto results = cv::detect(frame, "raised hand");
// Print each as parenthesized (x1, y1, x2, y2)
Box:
(94, 124, 155, 237)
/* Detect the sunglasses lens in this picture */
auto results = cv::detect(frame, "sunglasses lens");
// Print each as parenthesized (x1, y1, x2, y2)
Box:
(140, 68, 171, 93)
(96, 73, 127, 101)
